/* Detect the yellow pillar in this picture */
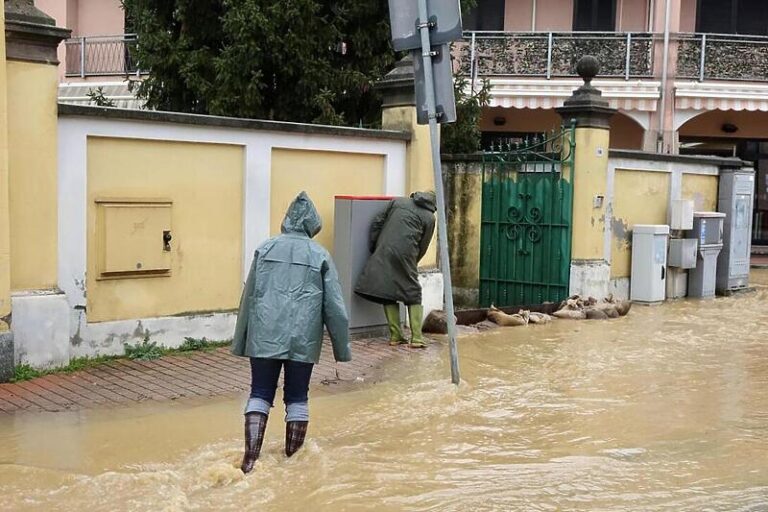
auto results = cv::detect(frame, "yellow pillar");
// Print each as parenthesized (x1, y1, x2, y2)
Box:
(378, 55, 438, 268)
(381, 106, 435, 195)
(5, 2, 69, 291)
(0, 5, 10, 332)
(3, 1, 70, 374)
(569, 127, 611, 261)
(556, 56, 616, 298)
(0, 4, 13, 381)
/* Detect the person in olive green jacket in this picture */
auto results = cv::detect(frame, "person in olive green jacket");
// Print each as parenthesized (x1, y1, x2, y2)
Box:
(232, 191, 351, 474)
(354, 191, 436, 348)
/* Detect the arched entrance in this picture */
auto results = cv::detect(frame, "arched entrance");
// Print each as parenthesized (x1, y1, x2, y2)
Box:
(479, 107, 646, 150)
(679, 110, 768, 245)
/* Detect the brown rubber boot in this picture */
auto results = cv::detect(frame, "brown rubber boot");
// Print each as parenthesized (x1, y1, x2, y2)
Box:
(241, 412, 268, 474)
(285, 421, 309, 457)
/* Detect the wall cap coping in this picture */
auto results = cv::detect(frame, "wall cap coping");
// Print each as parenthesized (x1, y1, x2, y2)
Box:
(441, 153, 485, 162)
(609, 149, 747, 168)
(57, 104, 412, 142)
(5, 18, 70, 65)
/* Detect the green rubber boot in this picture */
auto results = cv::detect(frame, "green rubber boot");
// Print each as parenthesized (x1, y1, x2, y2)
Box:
(383, 304, 407, 346)
(408, 304, 427, 348)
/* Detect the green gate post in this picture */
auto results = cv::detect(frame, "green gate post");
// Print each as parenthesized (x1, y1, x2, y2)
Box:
(555, 56, 617, 299)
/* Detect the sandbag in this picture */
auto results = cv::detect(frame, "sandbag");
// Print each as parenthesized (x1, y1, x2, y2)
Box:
(488, 306, 529, 326)
(526, 311, 552, 324)
(603, 294, 632, 317)
(423, 310, 457, 334)
(585, 308, 609, 320)
(552, 308, 586, 320)
(615, 300, 632, 316)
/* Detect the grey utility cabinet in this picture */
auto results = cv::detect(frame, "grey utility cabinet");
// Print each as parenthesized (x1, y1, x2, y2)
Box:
(334, 195, 397, 332)
(717, 168, 755, 294)
(630, 224, 669, 303)
(686, 212, 725, 298)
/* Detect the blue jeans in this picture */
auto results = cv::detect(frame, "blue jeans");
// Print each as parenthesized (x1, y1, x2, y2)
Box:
(245, 358, 314, 421)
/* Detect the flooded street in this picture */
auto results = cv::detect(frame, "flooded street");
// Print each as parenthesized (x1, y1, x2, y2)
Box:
(1, 272, 767, 511)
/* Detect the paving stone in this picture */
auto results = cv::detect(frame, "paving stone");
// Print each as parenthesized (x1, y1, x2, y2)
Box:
(0, 337, 431, 413)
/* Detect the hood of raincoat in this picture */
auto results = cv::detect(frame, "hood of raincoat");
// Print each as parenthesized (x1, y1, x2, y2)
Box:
(411, 191, 437, 213)
(281, 191, 322, 238)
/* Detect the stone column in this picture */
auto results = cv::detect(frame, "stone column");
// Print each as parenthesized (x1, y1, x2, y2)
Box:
(556, 56, 617, 299)
(377, 55, 438, 269)
(4, 0, 70, 373)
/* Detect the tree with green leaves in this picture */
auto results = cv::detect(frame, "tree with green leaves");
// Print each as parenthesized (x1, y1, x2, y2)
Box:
(440, 74, 491, 154)
(123, 0, 476, 126)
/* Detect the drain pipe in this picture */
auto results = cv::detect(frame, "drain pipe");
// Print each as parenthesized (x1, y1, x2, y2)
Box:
(657, 0, 672, 152)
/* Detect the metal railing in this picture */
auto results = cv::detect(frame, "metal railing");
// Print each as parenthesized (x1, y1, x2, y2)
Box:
(65, 34, 142, 78)
(675, 33, 768, 81)
(458, 31, 656, 80)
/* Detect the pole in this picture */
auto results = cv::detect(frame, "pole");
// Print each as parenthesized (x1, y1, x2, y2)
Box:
(658, 0, 671, 152)
(417, 0, 461, 385)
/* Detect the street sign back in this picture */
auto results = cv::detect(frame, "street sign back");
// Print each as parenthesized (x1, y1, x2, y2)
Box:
(388, 0, 463, 51)
(413, 45, 456, 124)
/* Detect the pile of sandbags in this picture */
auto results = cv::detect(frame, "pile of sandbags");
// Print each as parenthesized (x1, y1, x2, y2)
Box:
(425, 294, 633, 333)
(487, 305, 552, 327)
(552, 294, 631, 320)
(486, 294, 631, 327)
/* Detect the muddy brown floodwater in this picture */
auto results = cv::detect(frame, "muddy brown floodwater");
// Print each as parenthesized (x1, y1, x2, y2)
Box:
(2, 271, 767, 511)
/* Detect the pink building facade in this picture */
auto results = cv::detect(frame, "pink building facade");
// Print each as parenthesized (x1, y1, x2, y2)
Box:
(35, 0, 131, 81)
(462, 0, 768, 245)
(31, 0, 768, 244)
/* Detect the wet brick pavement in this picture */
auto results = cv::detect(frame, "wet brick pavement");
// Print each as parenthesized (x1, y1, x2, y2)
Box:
(0, 337, 429, 414)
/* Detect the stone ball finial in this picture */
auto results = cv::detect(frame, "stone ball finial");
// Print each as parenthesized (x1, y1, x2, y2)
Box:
(576, 55, 600, 85)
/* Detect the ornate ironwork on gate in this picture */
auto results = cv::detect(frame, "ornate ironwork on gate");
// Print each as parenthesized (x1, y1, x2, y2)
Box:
(479, 124, 575, 307)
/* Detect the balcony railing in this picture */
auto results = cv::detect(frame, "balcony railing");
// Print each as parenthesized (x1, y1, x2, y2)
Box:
(458, 31, 656, 80)
(459, 31, 768, 83)
(65, 34, 142, 78)
(675, 33, 768, 82)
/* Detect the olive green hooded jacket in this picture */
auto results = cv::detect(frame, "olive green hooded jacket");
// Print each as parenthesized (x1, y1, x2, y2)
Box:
(354, 191, 436, 305)
(232, 192, 351, 364)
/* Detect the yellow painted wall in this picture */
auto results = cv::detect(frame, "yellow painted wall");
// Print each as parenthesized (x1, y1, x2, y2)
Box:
(611, 169, 671, 278)
(0, 7, 10, 327)
(445, 163, 482, 289)
(87, 137, 244, 322)
(270, 148, 386, 254)
(7, 61, 59, 291)
(571, 127, 611, 260)
(682, 173, 718, 211)
(382, 106, 437, 268)
(382, 106, 434, 194)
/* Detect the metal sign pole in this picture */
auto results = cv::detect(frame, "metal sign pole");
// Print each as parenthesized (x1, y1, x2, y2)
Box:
(416, 0, 461, 385)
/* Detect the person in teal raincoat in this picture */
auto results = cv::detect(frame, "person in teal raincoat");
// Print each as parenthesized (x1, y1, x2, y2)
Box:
(232, 191, 350, 474)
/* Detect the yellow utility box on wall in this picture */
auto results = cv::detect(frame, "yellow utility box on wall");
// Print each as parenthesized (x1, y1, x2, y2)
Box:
(96, 199, 172, 279)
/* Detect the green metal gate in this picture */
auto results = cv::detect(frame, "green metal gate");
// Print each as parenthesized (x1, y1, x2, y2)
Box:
(479, 125, 576, 307)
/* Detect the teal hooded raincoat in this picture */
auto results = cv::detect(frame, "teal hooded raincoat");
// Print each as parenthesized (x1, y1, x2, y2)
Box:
(231, 192, 351, 364)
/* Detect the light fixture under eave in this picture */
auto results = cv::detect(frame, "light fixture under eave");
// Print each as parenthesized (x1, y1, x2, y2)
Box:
(721, 123, 738, 134)
(493, 116, 506, 126)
